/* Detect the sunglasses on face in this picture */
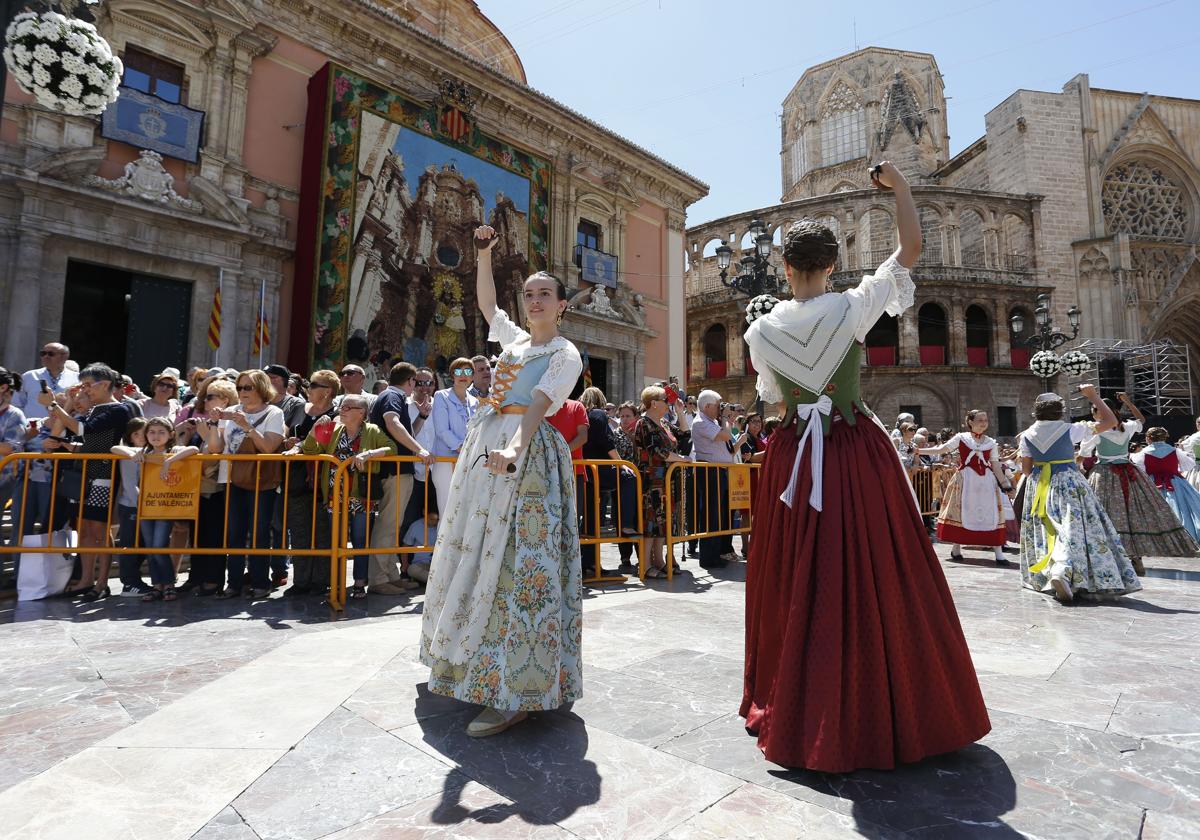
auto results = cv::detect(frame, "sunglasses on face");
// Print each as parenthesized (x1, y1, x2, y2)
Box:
(309, 383, 331, 390)
(156, 382, 176, 390)
(40, 350, 62, 357)
(415, 379, 434, 386)
(236, 385, 256, 392)
(340, 371, 362, 377)
(452, 368, 473, 377)
(203, 394, 220, 401)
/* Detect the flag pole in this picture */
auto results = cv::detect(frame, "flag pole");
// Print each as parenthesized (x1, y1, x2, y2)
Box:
(257, 277, 266, 369)
(213, 268, 222, 369)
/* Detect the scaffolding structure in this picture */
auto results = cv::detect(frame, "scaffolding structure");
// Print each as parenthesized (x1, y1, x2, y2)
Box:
(1067, 339, 1194, 418)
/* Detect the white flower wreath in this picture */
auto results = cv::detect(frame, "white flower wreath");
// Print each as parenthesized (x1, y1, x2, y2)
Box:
(1058, 349, 1091, 377)
(745, 294, 780, 325)
(1029, 350, 1061, 378)
(4, 11, 122, 116)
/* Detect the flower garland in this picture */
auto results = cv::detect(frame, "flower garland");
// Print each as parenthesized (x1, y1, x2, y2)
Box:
(1029, 350, 1061, 378)
(1058, 349, 1091, 377)
(4, 11, 122, 116)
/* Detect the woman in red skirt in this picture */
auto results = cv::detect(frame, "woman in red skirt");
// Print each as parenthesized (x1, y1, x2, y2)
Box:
(740, 162, 990, 772)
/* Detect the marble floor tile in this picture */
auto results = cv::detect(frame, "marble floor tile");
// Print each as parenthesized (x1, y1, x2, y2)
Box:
(392, 708, 740, 840)
(101, 657, 256, 722)
(192, 806, 263, 840)
(320, 777, 574, 839)
(567, 665, 729, 747)
(661, 782, 901, 840)
(976, 674, 1121, 731)
(342, 653, 463, 732)
(1139, 809, 1200, 840)
(0, 746, 283, 840)
(619, 648, 745, 705)
(233, 706, 456, 840)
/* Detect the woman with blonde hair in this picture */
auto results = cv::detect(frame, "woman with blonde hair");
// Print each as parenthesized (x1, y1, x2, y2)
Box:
(204, 369, 285, 599)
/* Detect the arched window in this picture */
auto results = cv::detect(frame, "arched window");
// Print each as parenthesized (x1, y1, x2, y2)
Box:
(965, 305, 991, 366)
(704, 324, 727, 379)
(1009, 307, 1031, 369)
(918, 303, 948, 366)
(818, 81, 867, 167)
(959, 208, 986, 267)
(865, 314, 899, 366)
(1102, 158, 1190, 241)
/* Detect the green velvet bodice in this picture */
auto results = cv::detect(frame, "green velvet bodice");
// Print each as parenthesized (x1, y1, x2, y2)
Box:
(775, 342, 874, 437)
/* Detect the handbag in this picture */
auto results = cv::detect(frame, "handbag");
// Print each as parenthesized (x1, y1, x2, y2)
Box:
(229, 413, 283, 492)
(17, 528, 78, 600)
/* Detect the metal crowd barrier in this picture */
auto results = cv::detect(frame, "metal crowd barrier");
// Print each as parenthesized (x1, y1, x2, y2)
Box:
(0, 451, 673, 610)
(907, 465, 954, 517)
(663, 461, 760, 581)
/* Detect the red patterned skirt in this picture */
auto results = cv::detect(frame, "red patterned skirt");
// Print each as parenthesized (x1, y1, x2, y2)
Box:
(741, 408, 991, 772)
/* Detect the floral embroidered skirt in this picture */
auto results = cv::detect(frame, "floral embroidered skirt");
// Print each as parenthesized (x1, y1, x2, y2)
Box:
(1019, 468, 1141, 599)
(420, 409, 583, 711)
(1089, 464, 1198, 557)
(1160, 476, 1200, 544)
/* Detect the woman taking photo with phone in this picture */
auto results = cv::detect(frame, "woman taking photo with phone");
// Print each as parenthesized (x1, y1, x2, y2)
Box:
(429, 357, 478, 512)
(203, 370, 285, 599)
(420, 225, 583, 739)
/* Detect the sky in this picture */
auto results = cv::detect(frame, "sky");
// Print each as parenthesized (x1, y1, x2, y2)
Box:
(480, 0, 1200, 227)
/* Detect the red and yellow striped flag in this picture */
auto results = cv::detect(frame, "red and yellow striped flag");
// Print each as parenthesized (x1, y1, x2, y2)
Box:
(206, 284, 222, 351)
(252, 307, 270, 354)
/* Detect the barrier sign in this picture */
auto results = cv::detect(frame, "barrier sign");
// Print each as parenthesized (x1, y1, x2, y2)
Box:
(140, 458, 202, 520)
(729, 465, 752, 510)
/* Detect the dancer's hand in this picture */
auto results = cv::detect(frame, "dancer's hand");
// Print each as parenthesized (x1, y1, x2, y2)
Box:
(474, 225, 497, 252)
(869, 161, 906, 191)
(1077, 383, 1098, 398)
(486, 446, 517, 475)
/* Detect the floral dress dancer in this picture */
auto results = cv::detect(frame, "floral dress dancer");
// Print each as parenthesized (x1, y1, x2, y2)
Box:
(1131, 427, 1200, 543)
(1082, 394, 1196, 574)
(917, 410, 1012, 564)
(1018, 389, 1141, 603)
(420, 225, 583, 738)
(740, 162, 989, 772)
(1180, 418, 1200, 491)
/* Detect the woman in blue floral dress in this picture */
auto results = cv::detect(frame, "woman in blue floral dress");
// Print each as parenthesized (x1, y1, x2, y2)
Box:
(420, 225, 583, 738)
(1018, 387, 1142, 604)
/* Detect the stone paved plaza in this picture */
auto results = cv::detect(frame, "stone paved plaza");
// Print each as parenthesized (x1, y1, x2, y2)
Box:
(1, 544, 1199, 839)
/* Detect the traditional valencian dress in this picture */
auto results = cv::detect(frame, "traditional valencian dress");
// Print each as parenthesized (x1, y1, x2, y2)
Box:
(741, 256, 990, 773)
(1181, 431, 1200, 492)
(1018, 419, 1141, 599)
(1082, 421, 1197, 558)
(924, 432, 1007, 547)
(1132, 441, 1200, 543)
(420, 309, 584, 712)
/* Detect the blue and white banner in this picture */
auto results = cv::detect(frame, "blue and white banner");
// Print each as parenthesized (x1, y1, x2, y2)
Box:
(101, 86, 205, 163)
(579, 246, 618, 288)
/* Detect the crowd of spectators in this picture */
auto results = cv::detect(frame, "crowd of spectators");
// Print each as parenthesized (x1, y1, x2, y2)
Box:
(0, 342, 772, 601)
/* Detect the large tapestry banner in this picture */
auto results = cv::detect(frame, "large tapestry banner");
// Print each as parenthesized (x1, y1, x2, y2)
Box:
(296, 64, 552, 374)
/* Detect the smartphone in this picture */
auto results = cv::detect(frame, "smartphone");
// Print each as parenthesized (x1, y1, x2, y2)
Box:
(40, 380, 50, 394)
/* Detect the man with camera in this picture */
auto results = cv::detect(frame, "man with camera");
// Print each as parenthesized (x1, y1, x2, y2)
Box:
(689, 389, 742, 569)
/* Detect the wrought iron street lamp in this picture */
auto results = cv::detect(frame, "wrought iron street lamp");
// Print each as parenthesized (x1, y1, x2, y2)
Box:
(714, 219, 787, 298)
(1009, 293, 1081, 352)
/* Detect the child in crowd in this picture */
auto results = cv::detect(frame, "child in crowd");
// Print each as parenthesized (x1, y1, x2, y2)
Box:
(401, 512, 439, 583)
(112, 418, 152, 596)
(112, 417, 198, 601)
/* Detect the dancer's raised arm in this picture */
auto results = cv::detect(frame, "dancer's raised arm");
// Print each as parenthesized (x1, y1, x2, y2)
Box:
(870, 161, 920, 268)
(474, 225, 499, 325)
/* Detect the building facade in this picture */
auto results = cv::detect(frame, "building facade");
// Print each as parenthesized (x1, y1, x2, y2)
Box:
(686, 47, 1200, 435)
(1, 0, 706, 397)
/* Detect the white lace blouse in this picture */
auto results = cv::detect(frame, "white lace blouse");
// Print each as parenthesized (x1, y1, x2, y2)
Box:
(486, 308, 583, 416)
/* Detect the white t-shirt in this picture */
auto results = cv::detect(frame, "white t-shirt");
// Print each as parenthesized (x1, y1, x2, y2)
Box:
(217, 404, 285, 484)
(409, 399, 436, 481)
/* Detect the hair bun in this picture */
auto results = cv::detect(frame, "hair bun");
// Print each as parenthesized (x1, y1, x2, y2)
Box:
(745, 295, 780, 324)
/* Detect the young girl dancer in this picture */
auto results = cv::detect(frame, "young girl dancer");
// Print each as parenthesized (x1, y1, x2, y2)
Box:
(420, 225, 583, 738)
(112, 417, 198, 601)
(918, 410, 1012, 564)
(1018, 389, 1141, 603)
(740, 162, 989, 772)
(1083, 393, 1196, 574)
(1132, 427, 1200, 543)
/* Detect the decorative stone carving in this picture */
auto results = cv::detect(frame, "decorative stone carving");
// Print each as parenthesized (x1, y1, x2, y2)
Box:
(822, 81, 862, 117)
(84, 150, 201, 212)
(582, 285, 618, 317)
(1102, 159, 1189, 241)
(878, 71, 925, 149)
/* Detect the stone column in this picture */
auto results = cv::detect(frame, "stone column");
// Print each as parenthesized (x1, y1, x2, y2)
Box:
(3, 230, 48, 368)
(994, 303, 1012, 367)
(727, 316, 745, 377)
(945, 222, 961, 267)
(665, 216, 686, 382)
(217, 268, 243, 369)
(899, 307, 920, 366)
(948, 300, 967, 366)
